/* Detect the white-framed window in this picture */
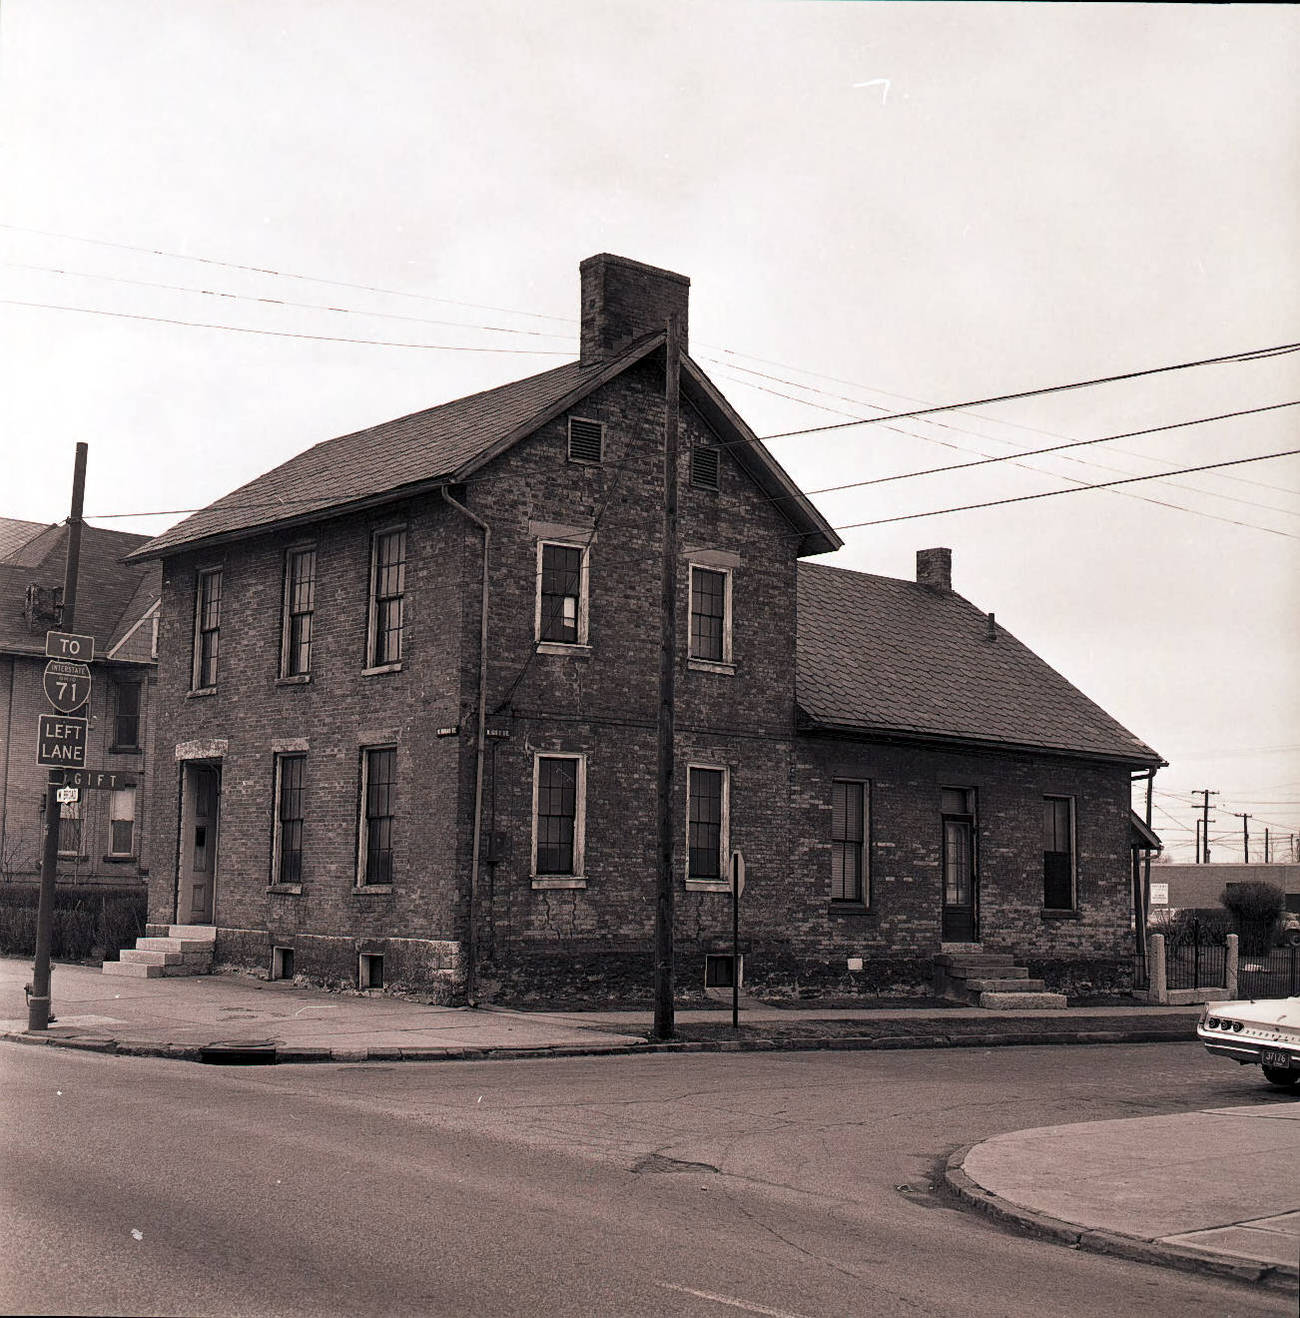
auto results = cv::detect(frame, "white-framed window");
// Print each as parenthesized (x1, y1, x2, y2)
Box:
(366, 527, 406, 669)
(535, 540, 590, 648)
(192, 567, 222, 690)
(531, 752, 587, 887)
(57, 796, 82, 857)
(272, 754, 306, 886)
(686, 763, 729, 888)
(281, 546, 317, 678)
(109, 788, 136, 858)
(357, 747, 397, 887)
(689, 564, 732, 666)
(1043, 796, 1077, 910)
(830, 780, 869, 905)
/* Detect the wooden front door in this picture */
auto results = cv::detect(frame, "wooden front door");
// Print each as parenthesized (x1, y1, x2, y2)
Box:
(941, 788, 978, 942)
(181, 764, 220, 923)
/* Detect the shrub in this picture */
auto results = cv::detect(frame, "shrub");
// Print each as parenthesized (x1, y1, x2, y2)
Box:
(1148, 907, 1230, 947)
(1221, 881, 1285, 955)
(0, 886, 147, 961)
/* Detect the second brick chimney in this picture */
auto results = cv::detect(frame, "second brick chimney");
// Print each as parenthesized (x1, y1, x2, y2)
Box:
(579, 254, 690, 366)
(916, 547, 952, 592)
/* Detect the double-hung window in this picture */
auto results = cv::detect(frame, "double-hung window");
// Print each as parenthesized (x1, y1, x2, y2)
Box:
(368, 528, 406, 668)
(111, 679, 141, 750)
(689, 565, 731, 665)
(831, 780, 869, 904)
(57, 797, 82, 857)
(281, 547, 317, 677)
(532, 753, 586, 884)
(359, 748, 396, 886)
(274, 755, 306, 886)
(109, 788, 136, 858)
(536, 541, 588, 647)
(687, 765, 728, 885)
(1043, 796, 1076, 910)
(193, 567, 222, 690)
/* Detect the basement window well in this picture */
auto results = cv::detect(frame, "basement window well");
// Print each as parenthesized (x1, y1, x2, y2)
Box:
(705, 954, 741, 989)
(359, 952, 384, 990)
(271, 946, 294, 981)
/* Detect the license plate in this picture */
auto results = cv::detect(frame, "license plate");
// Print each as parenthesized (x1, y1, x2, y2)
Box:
(1260, 1048, 1293, 1068)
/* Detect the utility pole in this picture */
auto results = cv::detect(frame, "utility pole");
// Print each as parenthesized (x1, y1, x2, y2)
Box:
(1230, 812, 1251, 863)
(653, 316, 681, 1042)
(29, 442, 87, 1031)
(1194, 790, 1218, 864)
(1264, 828, 1269, 864)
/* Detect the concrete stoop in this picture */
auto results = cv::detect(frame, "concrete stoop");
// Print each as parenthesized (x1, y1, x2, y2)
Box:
(103, 926, 217, 979)
(933, 950, 1068, 1010)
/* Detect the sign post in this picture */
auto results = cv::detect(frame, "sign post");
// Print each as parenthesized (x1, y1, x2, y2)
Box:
(730, 849, 745, 1031)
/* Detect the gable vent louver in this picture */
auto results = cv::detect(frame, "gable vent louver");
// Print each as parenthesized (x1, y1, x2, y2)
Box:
(568, 418, 604, 464)
(690, 446, 720, 491)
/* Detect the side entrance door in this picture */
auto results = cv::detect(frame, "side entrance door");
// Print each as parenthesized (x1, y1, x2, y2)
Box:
(179, 763, 221, 924)
(941, 788, 978, 942)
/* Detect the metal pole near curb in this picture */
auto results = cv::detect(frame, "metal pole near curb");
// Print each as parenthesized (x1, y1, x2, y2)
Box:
(731, 849, 745, 1031)
(29, 442, 87, 1032)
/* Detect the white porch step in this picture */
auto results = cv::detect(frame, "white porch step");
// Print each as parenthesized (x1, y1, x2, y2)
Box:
(102, 959, 163, 979)
(979, 990, 1069, 1010)
(103, 924, 217, 978)
(167, 925, 216, 943)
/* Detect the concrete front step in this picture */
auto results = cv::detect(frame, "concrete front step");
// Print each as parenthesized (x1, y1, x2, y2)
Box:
(103, 924, 216, 978)
(979, 990, 1070, 1010)
(963, 977, 1046, 993)
(102, 959, 163, 979)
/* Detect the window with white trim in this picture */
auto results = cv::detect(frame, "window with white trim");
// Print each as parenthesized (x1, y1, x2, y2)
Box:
(57, 797, 82, 857)
(1043, 796, 1076, 910)
(532, 753, 586, 880)
(367, 528, 406, 668)
(687, 765, 728, 883)
(193, 567, 222, 690)
(831, 779, 869, 904)
(109, 787, 136, 858)
(536, 540, 589, 646)
(281, 547, 317, 677)
(689, 565, 731, 665)
(358, 747, 397, 886)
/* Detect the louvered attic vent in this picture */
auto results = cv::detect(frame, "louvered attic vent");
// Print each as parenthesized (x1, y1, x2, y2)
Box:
(690, 446, 720, 490)
(568, 418, 604, 464)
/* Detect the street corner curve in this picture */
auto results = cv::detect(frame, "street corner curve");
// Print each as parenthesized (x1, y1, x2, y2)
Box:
(943, 1143, 1083, 1248)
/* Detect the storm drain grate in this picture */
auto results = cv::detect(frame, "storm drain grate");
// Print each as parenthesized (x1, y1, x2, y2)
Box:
(198, 1039, 279, 1066)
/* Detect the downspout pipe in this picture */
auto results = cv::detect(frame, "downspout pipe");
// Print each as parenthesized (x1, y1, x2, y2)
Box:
(441, 488, 490, 1007)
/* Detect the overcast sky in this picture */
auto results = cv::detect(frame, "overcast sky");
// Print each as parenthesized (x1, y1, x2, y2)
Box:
(2, 2, 1297, 861)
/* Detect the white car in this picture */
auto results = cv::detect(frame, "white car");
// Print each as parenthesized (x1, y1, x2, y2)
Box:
(1199, 996, 1300, 1089)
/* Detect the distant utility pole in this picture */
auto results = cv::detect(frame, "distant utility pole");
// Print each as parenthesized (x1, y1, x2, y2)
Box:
(1230, 812, 1251, 863)
(1264, 828, 1269, 863)
(1194, 790, 1218, 863)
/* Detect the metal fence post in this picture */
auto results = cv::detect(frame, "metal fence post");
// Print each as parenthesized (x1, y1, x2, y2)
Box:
(1225, 933, 1238, 999)
(1149, 933, 1167, 1005)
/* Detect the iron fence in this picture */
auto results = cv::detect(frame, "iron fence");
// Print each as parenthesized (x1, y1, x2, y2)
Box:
(1164, 918, 1228, 991)
(1238, 944, 1300, 1001)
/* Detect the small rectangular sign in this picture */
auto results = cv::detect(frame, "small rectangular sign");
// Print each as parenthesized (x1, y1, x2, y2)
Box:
(37, 714, 88, 768)
(56, 786, 80, 805)
(57, 768, 139, 791)
(1149, 882, 1169, 907)
(45, 630, 95, 662)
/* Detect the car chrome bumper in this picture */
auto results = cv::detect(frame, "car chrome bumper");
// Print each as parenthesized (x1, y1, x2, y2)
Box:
(1199, 1031, 1300, 1067)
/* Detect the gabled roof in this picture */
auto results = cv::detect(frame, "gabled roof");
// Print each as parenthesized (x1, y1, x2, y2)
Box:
(0, 517, 51, 562)
(0, 522, 161, 660)
(128, 337, 840, 561)
(796, 561, 1163, 766)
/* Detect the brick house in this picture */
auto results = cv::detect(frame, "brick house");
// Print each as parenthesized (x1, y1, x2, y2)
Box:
(0, 519, 160, 887)
(125, 254, 1162, 1002)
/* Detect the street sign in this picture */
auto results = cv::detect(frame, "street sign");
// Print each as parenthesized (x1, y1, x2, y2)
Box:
(731, 849, 746, 899)
(56, 768, 138, 791)
(43, 659, 91, 714)
(36, 714, 87, 768)
(45, 630, 95, 662)
(1149, 882, 1169, 907)
(56, 787, 79, 805)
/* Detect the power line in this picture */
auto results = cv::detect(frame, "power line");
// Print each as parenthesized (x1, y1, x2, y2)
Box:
(0, 298, 573, 355)
(757, 341, 1300, 440)
(832, 449, 1300, 533)
(0, 259, 578, 341)
(0, 221, 577, 325)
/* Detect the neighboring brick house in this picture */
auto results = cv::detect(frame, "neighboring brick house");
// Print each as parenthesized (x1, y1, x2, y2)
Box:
(125, 254, 1162, 1002)
(0, 519, 161, 887)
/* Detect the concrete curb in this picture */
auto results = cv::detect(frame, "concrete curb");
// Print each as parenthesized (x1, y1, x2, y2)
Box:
(944, 1144, 1299, 1293)
(2, 1018, 1196, 1066)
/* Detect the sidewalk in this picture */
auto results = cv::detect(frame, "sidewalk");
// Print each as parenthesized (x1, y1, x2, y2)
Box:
(3, 956, 1294, 1292)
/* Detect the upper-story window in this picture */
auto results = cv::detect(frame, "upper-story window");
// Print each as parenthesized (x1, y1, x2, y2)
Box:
(689, 565, 731, 665)
(111, 679, 141, 750)
(192, 567, 222, 690)
(1043, 796, 1076, 910)
(368, 528, 406, 668)
(536, 540, 589, 647)
(281, 547, 317, 678)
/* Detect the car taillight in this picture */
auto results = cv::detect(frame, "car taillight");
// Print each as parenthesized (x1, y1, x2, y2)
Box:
(1232, 1021, 1244, 1032)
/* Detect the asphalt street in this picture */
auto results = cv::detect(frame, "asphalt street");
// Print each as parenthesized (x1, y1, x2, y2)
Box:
(2, 1039, 1294, 1317)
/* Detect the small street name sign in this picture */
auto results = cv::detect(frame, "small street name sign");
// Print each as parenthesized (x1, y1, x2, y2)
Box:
(56, 787, 80, 805)
(57, 768, 139, 791)
(43, 659, 92, 714)
(45, 630, 95, 662)
(37, 714, 87, 768)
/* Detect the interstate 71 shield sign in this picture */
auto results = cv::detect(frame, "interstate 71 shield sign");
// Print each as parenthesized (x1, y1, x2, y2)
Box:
(43, 659, 91, 714)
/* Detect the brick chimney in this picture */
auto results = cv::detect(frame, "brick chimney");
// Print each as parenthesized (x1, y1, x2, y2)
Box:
(579, 254, 689, 366)
(916, 547, 952, 592)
